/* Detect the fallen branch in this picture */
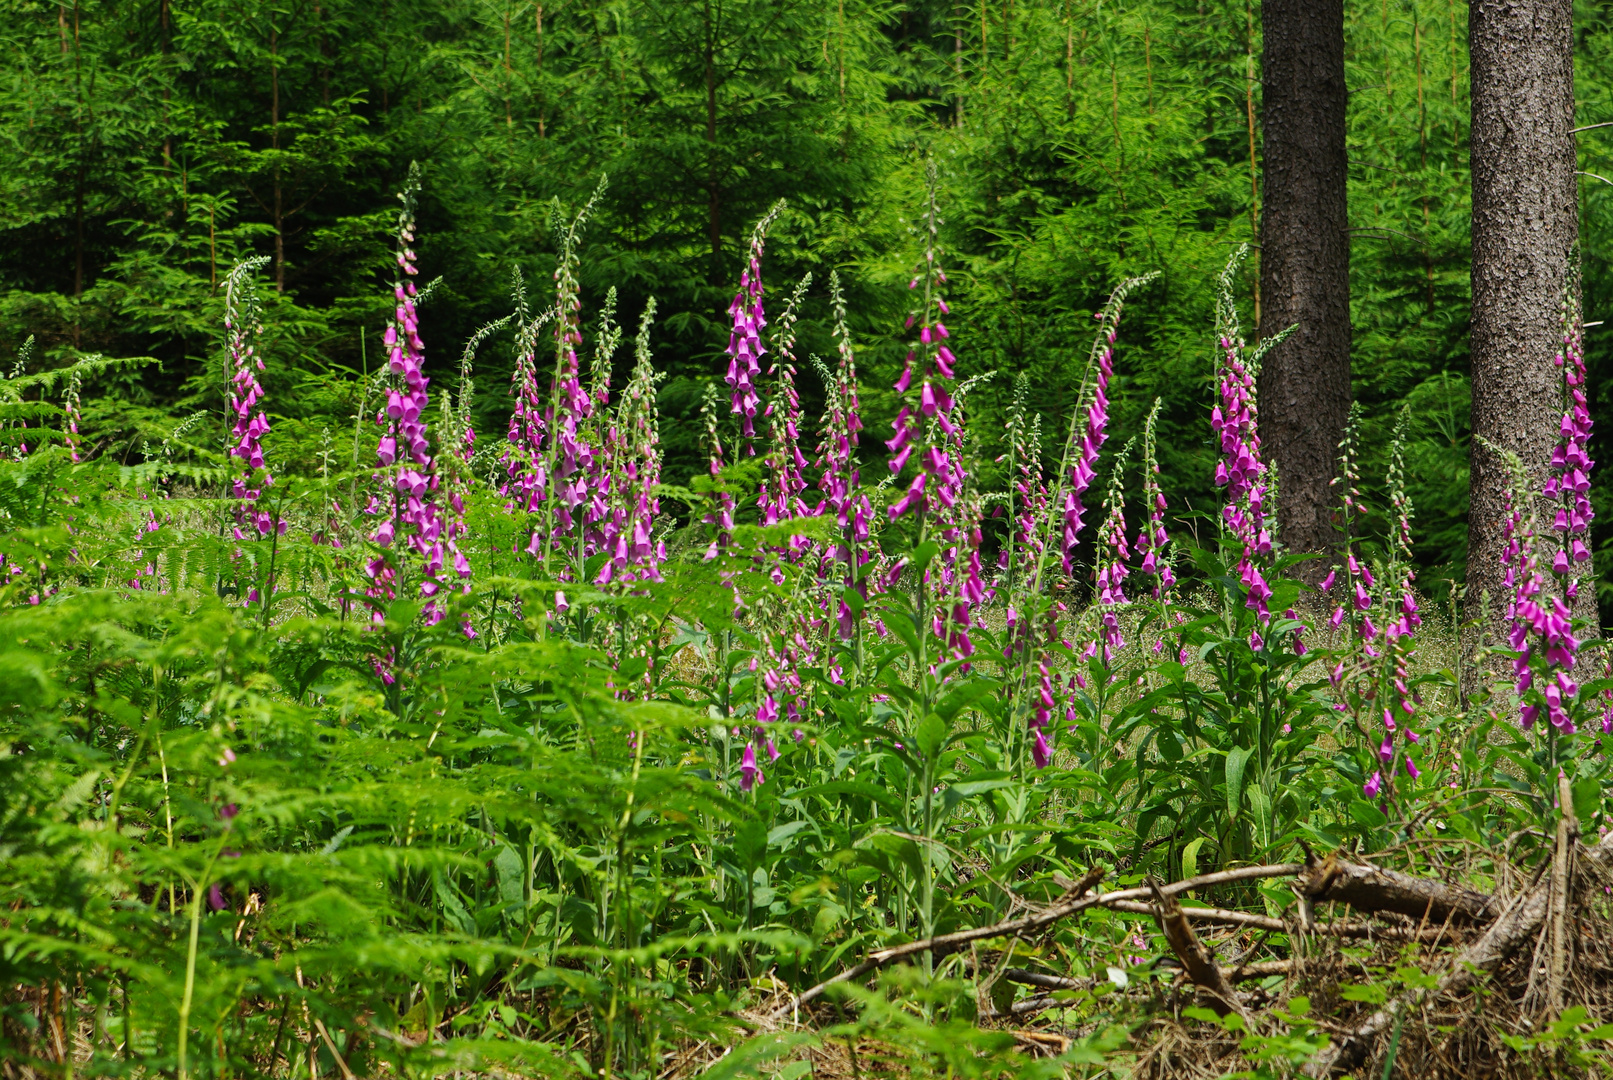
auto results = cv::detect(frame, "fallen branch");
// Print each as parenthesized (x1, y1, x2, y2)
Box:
(1149, 879, 1248, 1019)
(1003, 958, 1372, 1017)
(767, 866, 1106, 1018)
(1100, 899, 1460, 942)
(1295, 851, 1496, 925)
(1111, 862, 1305, 904)
(1303, 831, 1613, 1077)
(771, 863, 1305, 1018)
(1003, 968, 1092, 992)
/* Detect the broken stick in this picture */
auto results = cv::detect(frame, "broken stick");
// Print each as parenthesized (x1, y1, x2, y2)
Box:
(1148, 878, 1248, 1019)
(1303, 829, 1613, 1077)
(1100, 898, 1461, 942)
(771, 863, 1312, 1019)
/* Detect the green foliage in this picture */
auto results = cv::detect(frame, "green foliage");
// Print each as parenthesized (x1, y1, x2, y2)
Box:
(4, 1, 1613, 1076)
(8, 0, 1613, 614)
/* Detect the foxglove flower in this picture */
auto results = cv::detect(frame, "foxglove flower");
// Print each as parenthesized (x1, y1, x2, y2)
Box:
(738, 740, 764, 792)
(759, 274, 813, 563)
(813, 272, 875, 638)
(700, 385, 736, 562)
(999, 378, 1050, 590)
(223, 257, 277, 542)
(1544, 264, 1595, 605)
(366, 165, 448, 623)
(3, 337, 34, 460)
(926, 376, 993, 665)
(438, 314, 511, 635)
(1334, 409, 1426, 798)
(597, 299, 666, 586)
(1208, 248, 1271, 620)
(880, 172, 991, 672)
(725, 201, 785, 447)
(538, 185, 608, 582)
(1048, 272, 1157, 576)
(62, 370, 83, 464)
(887, 171, 960, 524)
(1322, 405, 1365, 632)
(1029, 655, 1056, 769)
(1497, 442, 1579, 734)
(1377, 409, 1424, 763)
(1134, 398, 1175, 598)
(1090, 444, 1132, 664)
(502, 268, 557, 555)
(579, 290, 624, 561)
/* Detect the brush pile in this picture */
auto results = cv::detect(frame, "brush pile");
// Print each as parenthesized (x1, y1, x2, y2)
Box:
(751, 775, 1613, 1079)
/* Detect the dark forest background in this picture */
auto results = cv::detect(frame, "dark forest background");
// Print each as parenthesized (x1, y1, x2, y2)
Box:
(6, 0, 1613, 609)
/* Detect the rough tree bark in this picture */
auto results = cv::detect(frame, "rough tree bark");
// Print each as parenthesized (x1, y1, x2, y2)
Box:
(1467, 0, 1580, 659)
(1257, 0, 1351, 573)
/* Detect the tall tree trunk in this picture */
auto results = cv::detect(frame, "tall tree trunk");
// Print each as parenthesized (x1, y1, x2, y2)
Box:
(1244, 0, 1260, 326)
(1257, 0, 1351, 570)
(1467, 0, 1580, 657)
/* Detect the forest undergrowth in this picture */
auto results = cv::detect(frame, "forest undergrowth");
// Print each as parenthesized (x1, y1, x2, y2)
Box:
(4, 170, 1613, 1080)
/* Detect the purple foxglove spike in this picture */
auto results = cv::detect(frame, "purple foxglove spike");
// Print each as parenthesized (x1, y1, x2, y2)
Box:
(738, 742, 763, 791)
(1032, 730, 1051, 769)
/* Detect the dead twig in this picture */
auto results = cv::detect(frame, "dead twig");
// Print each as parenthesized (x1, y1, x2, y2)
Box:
(1099, 899, 1460, 943)
(768, 866, 1106, 1019)
(772, 863, 1305, 1019)
(1148, 878, 1247, 1019)
(1303, 831, 1613, 1077)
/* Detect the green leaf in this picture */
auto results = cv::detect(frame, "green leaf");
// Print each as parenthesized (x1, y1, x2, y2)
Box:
(915, 712, 946, 760)
(793, 781, 902, 814)
(1158, 730, 1183, 761)
(1247, 785, 1272, 835)
(494, 845, 525, 906)
(321, 825, 355, 855)
(841, 585, 865, 617)
(1349, 800, 1388, 828)
(1180, 836, 1207, 881)
(1225, 745, 1253, 820)
(941, 778, 1015, 816)
(1339, 982, 1389, 1005)
(767, 820, 810, 848)
(1572, 778, 1601, 826)
(697, 1032, 818, 1080)
(935, 678, 999, 722)
(885, 613, 919, 655)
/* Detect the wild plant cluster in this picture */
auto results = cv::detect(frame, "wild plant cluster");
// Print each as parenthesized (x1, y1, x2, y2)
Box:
(0, 168, 1608, 1079)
